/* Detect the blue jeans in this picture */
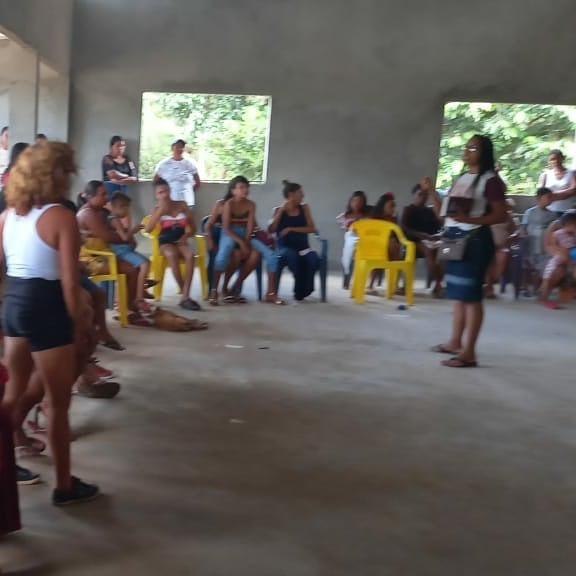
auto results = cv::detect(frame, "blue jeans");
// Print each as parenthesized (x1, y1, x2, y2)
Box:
(215, 225, 278, 273)
(279, 247, 319, 300)
(109, 243, 149, 268)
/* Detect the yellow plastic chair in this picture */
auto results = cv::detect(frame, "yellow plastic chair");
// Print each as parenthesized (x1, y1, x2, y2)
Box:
(350, 219, 416, 305)
(141, 215, 208, 301)
(80, 238, 129, 327)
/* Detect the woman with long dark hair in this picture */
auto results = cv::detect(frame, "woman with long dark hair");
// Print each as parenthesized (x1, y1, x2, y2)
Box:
(269, 180, 319, 301)
(430, 135, 507, 368)
(205, 182, 257, 302)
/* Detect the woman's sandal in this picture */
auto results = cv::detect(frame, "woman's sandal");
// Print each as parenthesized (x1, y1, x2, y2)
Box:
(430, 344, 460, 355)
(180, 298, 202, 311)
(15, 434, 46, 457)
(27, 406, 47, 436)
(265, 292, 285, 305)
(209, 290, 220, 306)
(99, 337, 125, 351)
(442, 357, 478, 368)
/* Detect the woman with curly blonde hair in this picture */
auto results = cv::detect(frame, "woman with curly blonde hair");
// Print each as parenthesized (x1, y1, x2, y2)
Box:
(0, 142, 99, 505)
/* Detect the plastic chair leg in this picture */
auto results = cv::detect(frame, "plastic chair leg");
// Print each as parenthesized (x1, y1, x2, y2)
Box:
(386, 269, 398, 299)
(154, 260, 164, 301)
(353, 262, 368, 304)
(198, 256, 208, 300)
(117, 274, 128, 327)
(404, 266, 415, 306)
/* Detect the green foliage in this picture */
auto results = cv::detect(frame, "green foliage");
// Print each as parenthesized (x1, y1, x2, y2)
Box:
(438, 103, 576, 194)
(139, 93, 271, 182)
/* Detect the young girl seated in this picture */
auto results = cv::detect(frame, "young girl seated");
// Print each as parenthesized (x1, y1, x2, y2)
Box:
(337, 191, 370, 289)
(212, 176, 283, 305)
(367, 193, 401, 293)
(540, 210, 576, 309)
(145, 179, 201, 311)
(108, 192, 151, 312)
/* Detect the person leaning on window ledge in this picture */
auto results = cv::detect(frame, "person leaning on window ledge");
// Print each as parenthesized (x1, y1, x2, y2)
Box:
(429, 134, 507, 369)
(153, 139, 201, 212)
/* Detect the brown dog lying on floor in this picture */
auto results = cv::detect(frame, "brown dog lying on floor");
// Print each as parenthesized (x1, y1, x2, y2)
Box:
(152, 308, 208, 332)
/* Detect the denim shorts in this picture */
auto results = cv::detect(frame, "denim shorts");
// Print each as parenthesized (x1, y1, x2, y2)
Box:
(109, 243, 149, 267)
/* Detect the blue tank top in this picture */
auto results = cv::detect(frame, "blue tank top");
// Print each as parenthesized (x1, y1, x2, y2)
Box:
(277, 205, 310, 252)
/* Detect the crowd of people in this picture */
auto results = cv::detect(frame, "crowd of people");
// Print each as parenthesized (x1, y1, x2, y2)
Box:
(1, 128, 576, 561)
(0, 133, 326, 551)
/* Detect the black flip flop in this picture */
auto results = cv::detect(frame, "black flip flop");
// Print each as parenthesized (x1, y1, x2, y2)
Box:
(99, 339, 126, 351)
(430, 344, 459, 355)
(442, 357, 478, 368)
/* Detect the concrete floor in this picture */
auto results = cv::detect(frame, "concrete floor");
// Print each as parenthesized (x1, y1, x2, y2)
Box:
(3, 276, 576, 575)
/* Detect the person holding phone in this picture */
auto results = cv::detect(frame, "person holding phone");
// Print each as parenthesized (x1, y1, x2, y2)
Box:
(429, 135, 507, 368)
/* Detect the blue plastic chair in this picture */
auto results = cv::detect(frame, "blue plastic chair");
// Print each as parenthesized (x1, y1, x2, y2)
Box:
(201, 215, 263, 300)
(276, 234, 328, 302)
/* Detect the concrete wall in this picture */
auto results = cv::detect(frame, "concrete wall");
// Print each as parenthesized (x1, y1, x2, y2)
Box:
(69, 0, 576, 266)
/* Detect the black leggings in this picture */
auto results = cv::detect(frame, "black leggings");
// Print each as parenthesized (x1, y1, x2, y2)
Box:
(2, 277, 73, 352)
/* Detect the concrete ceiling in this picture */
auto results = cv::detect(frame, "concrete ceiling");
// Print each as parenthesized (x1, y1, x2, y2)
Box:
(0, 38, 60, 92)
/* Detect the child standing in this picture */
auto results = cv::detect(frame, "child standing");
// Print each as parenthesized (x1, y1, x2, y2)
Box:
(521, 187, 557, 292)
(540, 210, 576, 309)
(108, 192, 151, 312)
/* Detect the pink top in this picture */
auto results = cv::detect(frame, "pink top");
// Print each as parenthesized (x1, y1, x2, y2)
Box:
(159, 213, 187, 231)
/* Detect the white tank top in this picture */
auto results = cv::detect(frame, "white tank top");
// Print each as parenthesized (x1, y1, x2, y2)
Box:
(543, 168, 574, 212)
(3, 204, 61, 280)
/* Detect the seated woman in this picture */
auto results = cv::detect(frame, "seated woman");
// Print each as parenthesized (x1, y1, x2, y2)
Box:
(401, 178, 444, 297)
(269, 180, 319, 301)
(540, 210, 576, 308)
(205, 186, 255, 303)
(76, 180, 144, 323)
(368, 192, 401, 293)
(145, 178, 201, 310)
(337, 190, 370, 289)
(211, 176, 282, 305)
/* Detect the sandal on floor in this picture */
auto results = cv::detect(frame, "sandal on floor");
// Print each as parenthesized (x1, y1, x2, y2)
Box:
(430, 344, 460, 355)
(16, 435, 46, 457)
(442, 357, 478, 368)
(222, 294, 236, 304)
(99, 338, 125, 351)
(234, 294, 248, 304)
(128, 312, 153, 327)
(209, 290, 219, 306)
(544, 300, 562, 310)
(27, 406, 47, 436)
(265, 292, 285, 305)
(180, 298, 202, 311)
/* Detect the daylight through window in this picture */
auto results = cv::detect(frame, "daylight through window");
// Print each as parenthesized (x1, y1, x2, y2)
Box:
(438, 102, 576, 194)
(139, 92, 272, 183)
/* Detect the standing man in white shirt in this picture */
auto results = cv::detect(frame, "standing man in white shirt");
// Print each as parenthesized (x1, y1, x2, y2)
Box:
(0, 127, 9, 176)
(153, 139, 201, 210)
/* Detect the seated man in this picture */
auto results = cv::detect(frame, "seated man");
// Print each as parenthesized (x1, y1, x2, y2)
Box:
(401, 177, 443, 296)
